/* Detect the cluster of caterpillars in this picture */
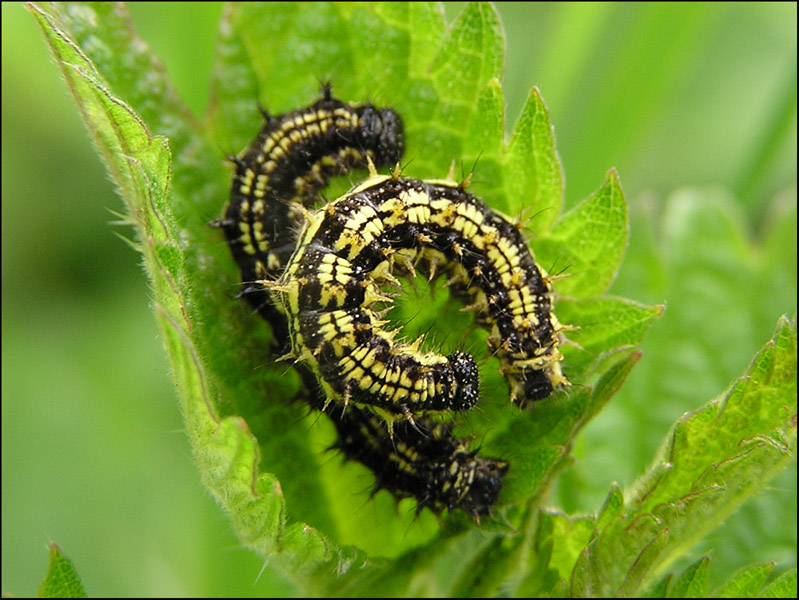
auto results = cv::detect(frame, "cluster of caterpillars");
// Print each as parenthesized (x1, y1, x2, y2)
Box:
(219, 86, 567, 517)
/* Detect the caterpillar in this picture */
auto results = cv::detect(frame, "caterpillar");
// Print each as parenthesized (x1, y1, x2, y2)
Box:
(219, 88, 509, 516)
(272, 168, 569, 424)
(298, 367, 507, 517)
(330, 407, 508, 516)
(219, 84, 404, 334)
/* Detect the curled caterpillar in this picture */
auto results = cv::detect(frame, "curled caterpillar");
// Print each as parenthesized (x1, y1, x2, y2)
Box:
(272, 168, 568, 423)
(220, 89, 508, 516)
(219, 84, 404, 332)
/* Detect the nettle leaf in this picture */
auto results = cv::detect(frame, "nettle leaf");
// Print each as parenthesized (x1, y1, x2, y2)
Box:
(761, 569, 798, 598)
(503, 87, 564, 229)
(38, 544, 87, 599)
(31, 1, 661, 595)
(535, 169, 628, 299)
(712, 561, 775, 598)
(569, 316, 797, 597)
(667, 556, 710, 598)
(643, 559, 786, 598)
(29, 0, 333, 585)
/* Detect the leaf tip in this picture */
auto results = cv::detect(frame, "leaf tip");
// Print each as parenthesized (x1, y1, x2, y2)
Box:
(233, 416, 253, 434)
(605, 167, 622, 186)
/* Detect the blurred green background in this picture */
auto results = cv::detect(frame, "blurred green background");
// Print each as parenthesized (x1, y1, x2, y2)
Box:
(2, 2, 795, 596)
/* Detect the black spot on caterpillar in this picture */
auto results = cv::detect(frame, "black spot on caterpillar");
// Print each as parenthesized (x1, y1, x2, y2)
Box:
(218, 84, 404, 335)
(219, 89, 506, 516)
(272, 168, 569, 423)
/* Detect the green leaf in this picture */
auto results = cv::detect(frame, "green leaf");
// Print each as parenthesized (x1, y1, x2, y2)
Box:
(516, 510, 565, 597)
(556, 296, 663, 377)
(569, 317, 797, 596)
(449, 526, 527, 597)
(642, 560, 785, 598)
(761, 569, 798, 599)
(631, 317, 796, 516)
(712, 561, 775, 598)
(596, 482, 625, 529)
(544, 510, 597, 585)
(43, 2, 198, 148)
(645, 573, 673, 598)
(536, 168, 629, 298)
(503, 86, 565, 229)
(464, 77, 506, 208)
(667, 556, 709, 598)
(38, 544, 87, 598)
(28, 0, 339, 584)
(598, 185, 796, 586)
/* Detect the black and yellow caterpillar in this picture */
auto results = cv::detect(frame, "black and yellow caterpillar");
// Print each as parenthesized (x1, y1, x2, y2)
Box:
(327, 402, 509, 516)
(220, 87, 512, 516)
(220, 84, 404, 333)
(272, 168, 568, 425)
(298, 367, 507, 516)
